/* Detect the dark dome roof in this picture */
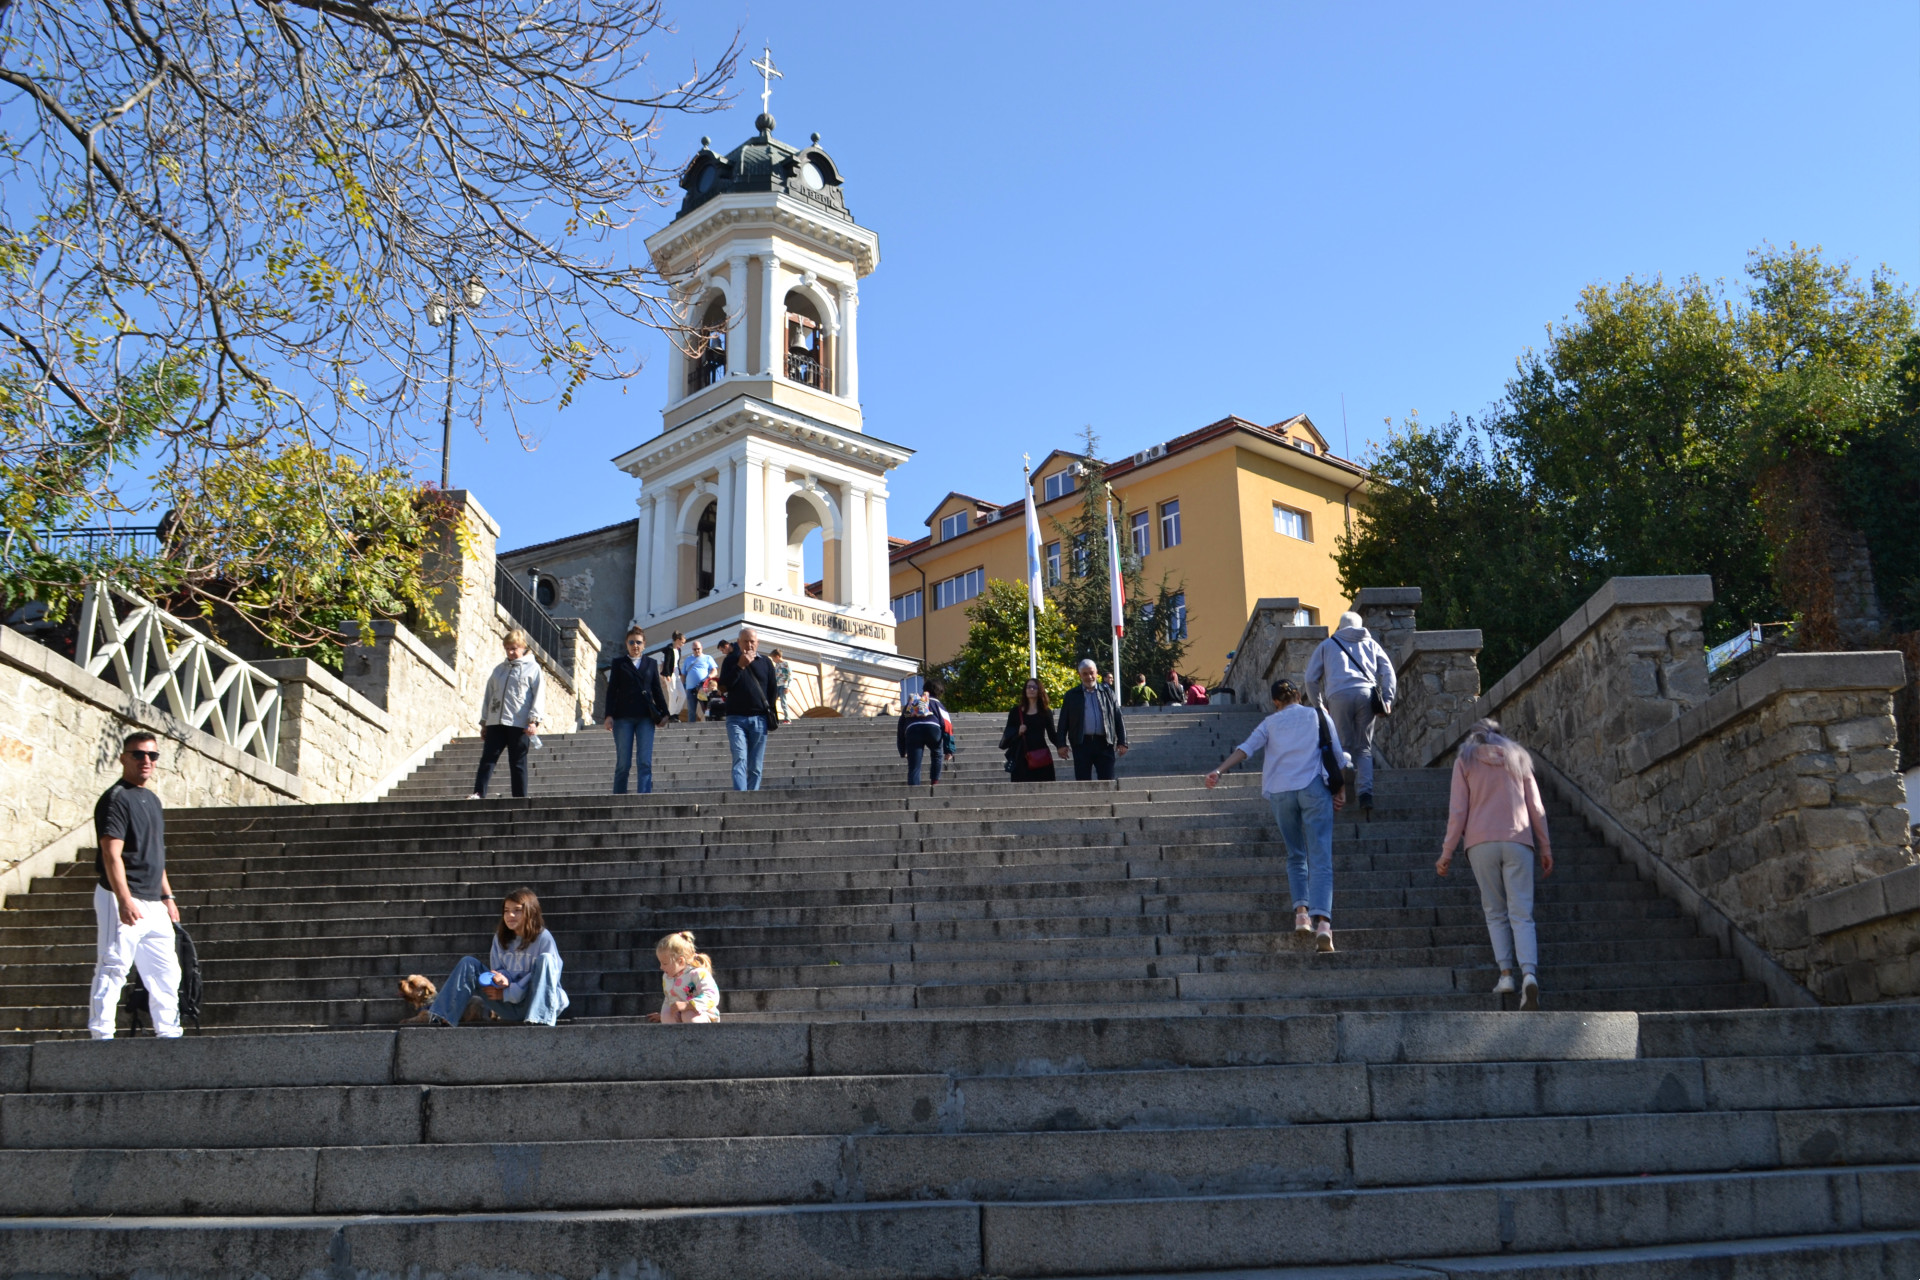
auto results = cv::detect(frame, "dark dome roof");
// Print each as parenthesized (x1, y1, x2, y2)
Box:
(676, 117, 852, 222)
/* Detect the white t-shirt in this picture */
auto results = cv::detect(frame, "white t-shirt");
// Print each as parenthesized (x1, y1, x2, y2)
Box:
(1235, 704, 1343, 795)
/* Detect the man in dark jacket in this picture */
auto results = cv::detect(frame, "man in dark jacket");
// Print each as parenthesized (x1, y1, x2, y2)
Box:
(717, 627, 778, 791)
(1059, 659, 1129, 781)
(604, 626, 671, 794)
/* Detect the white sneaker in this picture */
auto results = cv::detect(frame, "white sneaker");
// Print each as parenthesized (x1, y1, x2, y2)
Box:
(1491, 974, 1516, 995)
(1519, 975, 1540, 1010)
(465, 793, 482, 800)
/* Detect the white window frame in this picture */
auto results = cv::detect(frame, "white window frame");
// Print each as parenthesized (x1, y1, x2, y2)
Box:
(1043, 471, 1075, 502)
(1129, 509, 1150, 558)
(1291, 607, 1314, 627)
(1159, 500, 1182, 550)
(1273, 504, 1310, 541)
(933, 567, 984, 611)
(1171, 591, 1188, 640)
(891, 589, 923, 622)
(1045, 541, 1061, 583)
(938, 510, 969, 541)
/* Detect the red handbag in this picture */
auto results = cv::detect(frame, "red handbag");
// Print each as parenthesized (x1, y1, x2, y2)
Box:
(1020, 711, 1052, 771)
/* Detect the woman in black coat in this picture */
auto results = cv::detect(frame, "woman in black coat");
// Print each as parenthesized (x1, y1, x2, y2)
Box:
(1000, 678, 1064, 782)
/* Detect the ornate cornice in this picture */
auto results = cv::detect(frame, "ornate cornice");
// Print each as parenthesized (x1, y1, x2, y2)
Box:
(613, 397, 911, 479)
(646, 195, 879, 277)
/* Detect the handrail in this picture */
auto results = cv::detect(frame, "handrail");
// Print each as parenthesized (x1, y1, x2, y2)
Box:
(492, 563, 567, 674)
(74, 581, 282, 765)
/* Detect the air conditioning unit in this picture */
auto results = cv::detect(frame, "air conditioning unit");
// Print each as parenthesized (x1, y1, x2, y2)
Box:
(983, 509, 1002, 523)
(1132, 443, 1167, 466)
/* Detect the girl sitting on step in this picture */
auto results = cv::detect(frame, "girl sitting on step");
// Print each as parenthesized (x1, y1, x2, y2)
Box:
(424, 888, 570, 1027)
(648, 930, 721, 1023)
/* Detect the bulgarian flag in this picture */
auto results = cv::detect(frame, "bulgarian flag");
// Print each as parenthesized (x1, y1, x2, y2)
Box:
(1106, 504, 1126, 638)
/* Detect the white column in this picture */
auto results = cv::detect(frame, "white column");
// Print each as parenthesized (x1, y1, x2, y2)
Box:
(840, 281, 859, 404)
(759, 254, 783, 377)
(727, 455, 745, 588)
(844, 483, 869, 607)
(868, 488, 890, 616)
(741, 450, 766, 589)
(712, 465, 733, 595)
(649, 489, 674, 615)
(665, 291, 688, 406)
(641, 495, 656, 621)
(725, 255, 749, 376)
(765, 457, 787, 591)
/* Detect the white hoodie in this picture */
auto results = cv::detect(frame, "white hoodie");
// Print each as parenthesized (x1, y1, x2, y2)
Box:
(1305, 625, 1397, 704)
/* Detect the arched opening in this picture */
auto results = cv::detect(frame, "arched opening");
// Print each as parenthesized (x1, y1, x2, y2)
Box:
(785, 493, 820, 596)
(688, 296, 727, 394)
(784, 292, 829, 391)
(695, 501, 717, 597)
(801, 527, 824, 598)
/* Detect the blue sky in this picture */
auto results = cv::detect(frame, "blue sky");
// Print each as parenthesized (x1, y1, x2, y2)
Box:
(463, 0, 1920, 558)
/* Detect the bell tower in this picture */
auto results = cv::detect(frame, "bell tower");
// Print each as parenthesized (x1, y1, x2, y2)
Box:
(614, 80, 916, 715)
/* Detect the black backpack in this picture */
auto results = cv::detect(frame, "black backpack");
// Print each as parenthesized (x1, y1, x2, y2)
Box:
(123, 922, 203, 1034)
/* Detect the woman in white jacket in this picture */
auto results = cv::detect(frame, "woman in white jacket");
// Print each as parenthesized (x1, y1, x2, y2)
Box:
(468, 629, 547, 799)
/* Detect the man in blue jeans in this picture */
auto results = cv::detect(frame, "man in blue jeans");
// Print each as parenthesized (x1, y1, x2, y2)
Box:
(716, 627, 777, 790)
(1204, 678, 1346, 952)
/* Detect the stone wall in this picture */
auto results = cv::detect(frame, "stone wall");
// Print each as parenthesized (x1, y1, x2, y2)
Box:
(0, 623, 303, 897)
(1218, 598, 1326, 706)
(1386, 575, 1913, 1004)
(1373, 630, 1482, 769)
(1354, 586, 1420, 668)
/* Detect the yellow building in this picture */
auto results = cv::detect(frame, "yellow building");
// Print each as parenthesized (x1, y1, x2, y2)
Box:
(888, 415, 1371, 684)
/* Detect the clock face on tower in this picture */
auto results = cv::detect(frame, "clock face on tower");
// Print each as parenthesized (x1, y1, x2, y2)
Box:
(798, 160, 825, 191)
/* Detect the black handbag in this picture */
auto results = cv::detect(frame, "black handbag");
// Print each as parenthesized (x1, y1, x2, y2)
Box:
(1315, 706, 1347, 801)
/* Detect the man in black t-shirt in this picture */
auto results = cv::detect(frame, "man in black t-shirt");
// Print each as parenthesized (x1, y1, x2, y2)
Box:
(88, 730, 183, 1039)
(717, 628, 777, 791)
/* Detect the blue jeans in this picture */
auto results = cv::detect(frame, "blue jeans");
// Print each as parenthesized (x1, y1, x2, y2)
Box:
(727, 714, 768, 790)
(611, 717, 655, 794)
(1268, 776, 1336, 920)
(904, 721, 944, 784)
(429, 954, 569, 1027)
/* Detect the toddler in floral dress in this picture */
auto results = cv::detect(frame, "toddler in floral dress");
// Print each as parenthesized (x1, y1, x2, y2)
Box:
(648, 930, 721, 1023)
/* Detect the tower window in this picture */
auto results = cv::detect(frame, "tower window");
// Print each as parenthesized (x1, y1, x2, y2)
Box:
(1043, 470, 1076, 502)
(1159, 500, 1182, 549)
(695, 501, 717, 597)
(1274, 504, 1311, 541)
(939, 510, 969, 541)
(1129, 510, 1150, 558)
(689, 296, 727, 394)
(785, 292, 829, 390)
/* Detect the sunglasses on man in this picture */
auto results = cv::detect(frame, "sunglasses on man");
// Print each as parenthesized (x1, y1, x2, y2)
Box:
(126, 749, 161, 761)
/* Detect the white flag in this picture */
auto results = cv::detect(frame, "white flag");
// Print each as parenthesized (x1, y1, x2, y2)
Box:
(1024, 487, 1046, 611)
(1106, 506, 1126, 638)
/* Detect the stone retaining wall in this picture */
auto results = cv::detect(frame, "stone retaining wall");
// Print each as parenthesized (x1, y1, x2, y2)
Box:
(1372, 630, 1482, 770)
(1385, 575, 1913, 1003)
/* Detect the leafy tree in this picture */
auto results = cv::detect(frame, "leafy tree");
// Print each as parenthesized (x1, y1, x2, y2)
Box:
(1834, 334, 1920, 634)
(1043, 427, 1191, 686)
(938, 578, 1077, 712)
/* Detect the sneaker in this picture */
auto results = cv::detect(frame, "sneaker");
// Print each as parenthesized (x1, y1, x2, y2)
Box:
(1359, 792, 1374, 811)
(1314, 920, 1335, 953)
(1491, 974, 1516, 996)
(1293, 907, 1313, 935)
(465, 793, 482, 800)
(1519, 975, 1540, 1010)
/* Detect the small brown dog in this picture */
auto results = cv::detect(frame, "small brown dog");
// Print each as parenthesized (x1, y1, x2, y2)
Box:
(398, 974, 438, 1008)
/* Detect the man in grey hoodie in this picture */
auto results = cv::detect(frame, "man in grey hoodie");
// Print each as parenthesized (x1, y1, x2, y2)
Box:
(1304, 611, 1396, 809)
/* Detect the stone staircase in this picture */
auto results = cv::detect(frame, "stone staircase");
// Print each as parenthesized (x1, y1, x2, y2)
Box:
(0, 711, 1914, 1275)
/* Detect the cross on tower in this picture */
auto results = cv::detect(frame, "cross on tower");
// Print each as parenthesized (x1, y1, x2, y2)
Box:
(751, 46, 782, 117)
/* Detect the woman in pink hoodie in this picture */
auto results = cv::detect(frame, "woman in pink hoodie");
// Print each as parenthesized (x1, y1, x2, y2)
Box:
(1435, 719, 1555, 1009)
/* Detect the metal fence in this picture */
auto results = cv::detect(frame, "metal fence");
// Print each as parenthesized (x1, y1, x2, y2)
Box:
(74, 581, 282, 765)
(493, 562, 566, 672)
(6, 525, 166, 564)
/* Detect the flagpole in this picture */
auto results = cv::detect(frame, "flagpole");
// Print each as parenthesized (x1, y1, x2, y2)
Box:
(1024, 457, 1037, 679)
(1106, 494, 1122, 700)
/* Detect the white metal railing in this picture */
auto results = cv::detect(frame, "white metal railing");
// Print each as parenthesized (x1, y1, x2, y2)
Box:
(75, 581, 282, 765)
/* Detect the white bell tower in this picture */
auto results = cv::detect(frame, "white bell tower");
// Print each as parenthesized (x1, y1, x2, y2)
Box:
(615, 86, 916, 716)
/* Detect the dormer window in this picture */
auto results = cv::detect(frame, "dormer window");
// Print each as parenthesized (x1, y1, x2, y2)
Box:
(1290, 438, 1316, 455)
(785, 293, 828, 390)
(939, 510, 969, 541)
(688, 297, 727, 394)
(1043, 470, 1076, 502)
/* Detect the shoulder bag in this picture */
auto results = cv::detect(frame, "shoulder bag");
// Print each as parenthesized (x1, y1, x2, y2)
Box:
(1315, 705, 1347, 800)
(1018, 710, 1053, 772)
(1330, 634, 1390, 717)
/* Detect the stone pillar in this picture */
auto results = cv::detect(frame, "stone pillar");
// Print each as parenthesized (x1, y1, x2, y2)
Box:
(1373, 630, 1482, 769)
(840, 281, 859, 403)
(1354, 586, 1421, 669)
(726, 254, 749, 377)
(741, 450, 767, 589)
(648, 490, 674, 617)
(844, 483, 869, 607)
(868, 488, 890, 614)
(713, 463, 735, 595)
(765, 459, 787, 592)
(759, 254, 783, 377)
(633, 494, 653, 626)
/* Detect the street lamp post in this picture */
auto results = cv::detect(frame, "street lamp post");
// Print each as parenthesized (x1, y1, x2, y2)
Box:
(423, 274, 488, 489)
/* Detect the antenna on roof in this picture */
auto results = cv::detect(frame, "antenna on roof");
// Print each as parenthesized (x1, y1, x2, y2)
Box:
(1341, 392, 1350, 460)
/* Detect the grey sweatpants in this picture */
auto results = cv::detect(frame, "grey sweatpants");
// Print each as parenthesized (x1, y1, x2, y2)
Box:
(1324, 689, 1377, 795)
(1468, 840, 1538, 975)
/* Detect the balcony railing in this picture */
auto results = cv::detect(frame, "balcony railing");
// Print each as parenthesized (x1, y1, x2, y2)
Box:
(74, 581, 282, 765)
(786, 349, 824, 389)
(13, 525, 166, 561)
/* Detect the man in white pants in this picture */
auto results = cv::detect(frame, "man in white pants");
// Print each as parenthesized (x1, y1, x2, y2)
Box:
(88, 730, 182, 1039)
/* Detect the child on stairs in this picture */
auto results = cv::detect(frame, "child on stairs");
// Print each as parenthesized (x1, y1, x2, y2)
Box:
(648, 930, 722, 1023)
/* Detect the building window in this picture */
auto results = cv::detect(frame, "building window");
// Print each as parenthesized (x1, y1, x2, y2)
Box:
(892, 589, 923, 621)
(1274, 504, 1310, 541)
(696, 501, 717, 597)
(1045, 541, 1061, 583)
(1129, 510, 1150, 558)
(1159, 500, 1181, 549)
(785, 293, 828, 390)
(934, 567, 984, 610)
(1291, 606, 1315, 627)
(688, 296, 727, 394)
(1290, 438, 1317, 455)
(1043, 470, 1076, 502)
(1171, 591, 1188, 640)
(938, 510, 969, 541)
(534, 577, 557, 608)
